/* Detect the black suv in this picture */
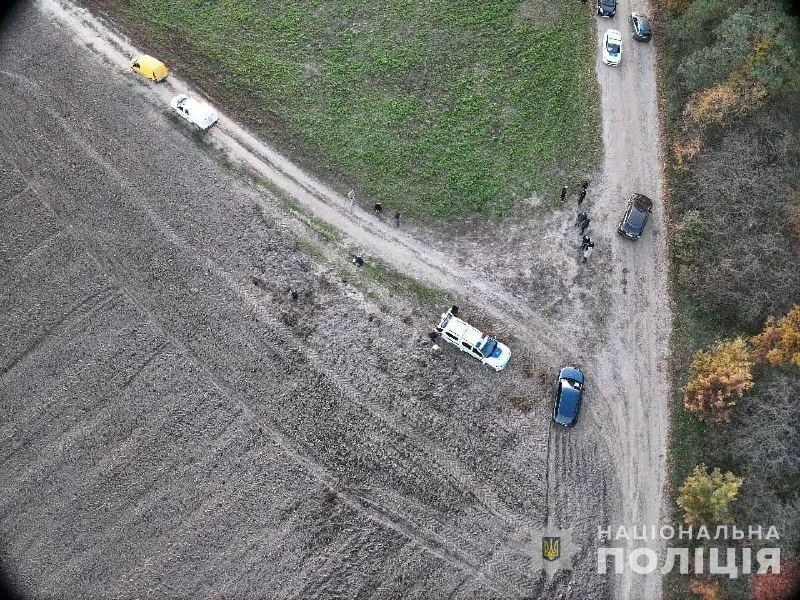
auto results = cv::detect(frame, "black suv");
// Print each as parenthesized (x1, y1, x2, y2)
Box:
(597, 0, 617, 18)
(630, 13, 652, 41)
(617, 194, 653, 240)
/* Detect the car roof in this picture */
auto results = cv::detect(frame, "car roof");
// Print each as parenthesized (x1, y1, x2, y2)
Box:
(438, 314, 489, 346)
(133, 54, 166, 69)
(625, 206, 648, 229)
(556, 384, 581, 423)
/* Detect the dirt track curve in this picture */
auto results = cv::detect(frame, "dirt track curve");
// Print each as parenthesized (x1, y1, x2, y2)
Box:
(0, 1, 669, 598)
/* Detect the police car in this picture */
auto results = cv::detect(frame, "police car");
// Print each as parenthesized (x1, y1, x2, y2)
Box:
(435, 308, 511, 371)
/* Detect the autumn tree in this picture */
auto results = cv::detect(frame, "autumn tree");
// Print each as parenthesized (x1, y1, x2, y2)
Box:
(751, 556, 800, 600)
(751, 305, 800, 368)
(684, 74, 768, 129)
(677, 464, 743, 526)
(683, 338, 754, 423)
(688, 577, 723, 600)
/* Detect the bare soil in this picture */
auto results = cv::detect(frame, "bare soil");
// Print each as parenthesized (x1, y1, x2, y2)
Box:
(0, 1, 669, 598)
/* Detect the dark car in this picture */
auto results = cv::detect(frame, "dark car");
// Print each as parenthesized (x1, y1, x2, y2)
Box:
(597, 0, 617, 18)
(553, 367, 585, 428)
(617, 193, 653, 240)
(630, 12, 652, 41)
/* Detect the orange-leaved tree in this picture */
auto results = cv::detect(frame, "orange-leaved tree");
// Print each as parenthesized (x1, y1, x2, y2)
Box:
(684, 338, 754, 423)
(751, 305, 800, 368)
(688, 577, 723, 600)
(750, 556, 800, 600)
(677, 464, 743, 526)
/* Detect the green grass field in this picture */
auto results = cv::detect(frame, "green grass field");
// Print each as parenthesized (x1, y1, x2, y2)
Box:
(97, 0, 600, 219)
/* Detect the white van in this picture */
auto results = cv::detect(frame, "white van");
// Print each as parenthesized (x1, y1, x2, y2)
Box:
(435, 308, 511, 371)
(169, 94, 219, 131)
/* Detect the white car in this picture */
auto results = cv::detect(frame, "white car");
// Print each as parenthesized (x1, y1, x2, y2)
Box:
(435, 307, 511, 371)
(170, 94, 219, 130)
(602, 29, 622, 66)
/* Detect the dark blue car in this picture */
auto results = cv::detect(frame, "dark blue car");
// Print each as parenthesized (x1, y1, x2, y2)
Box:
(597, 0, 617, 18)
(617, 194, 653, 240)
(553, 367, 585, 428)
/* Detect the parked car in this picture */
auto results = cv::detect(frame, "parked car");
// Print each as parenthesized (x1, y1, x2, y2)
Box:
(602, 29, 623, 66)
(553, 367, 585, 428)
(129, 54, 169, 82)
(169, 94, 219, 131)
(435, 307, 511, 371)
(617, 193, 654, 240)
(629, 12, 652, 41)
(597, 0, 617, 18)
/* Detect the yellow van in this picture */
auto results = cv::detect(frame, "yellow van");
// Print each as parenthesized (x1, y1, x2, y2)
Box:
(129, 54, 169, 82)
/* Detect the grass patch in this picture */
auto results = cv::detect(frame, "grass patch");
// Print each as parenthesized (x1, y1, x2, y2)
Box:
(82, 0, 601, 219)
(361, 259, 451, 306)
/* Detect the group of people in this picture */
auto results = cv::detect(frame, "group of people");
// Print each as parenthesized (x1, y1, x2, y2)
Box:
(567, 180, 595, 263)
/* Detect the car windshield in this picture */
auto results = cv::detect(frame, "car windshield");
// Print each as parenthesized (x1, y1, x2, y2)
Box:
(608, 43, 620, 53)
(480, 337, 498, 358)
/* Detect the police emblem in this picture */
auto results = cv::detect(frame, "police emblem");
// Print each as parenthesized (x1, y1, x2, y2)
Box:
(542, 536, 561, 562)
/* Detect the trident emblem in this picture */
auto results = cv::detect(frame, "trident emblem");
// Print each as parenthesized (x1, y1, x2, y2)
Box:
(542, 537, 561, 562)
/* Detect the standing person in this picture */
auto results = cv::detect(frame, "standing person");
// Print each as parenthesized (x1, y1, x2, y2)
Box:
(347, 189, 356, 210)
(575, 212, 589, 228)
(582, 241, 595, 263)
(428, 331, 441, 356)
(581, 235, 592, 250)
(394, 211, 401, 228)
(581, 179, 589, 190)
(374, 202, 383, 215)
(560, 185, 568, 202)
(578, 188, 587, 205)
(579, 216, 591, 235)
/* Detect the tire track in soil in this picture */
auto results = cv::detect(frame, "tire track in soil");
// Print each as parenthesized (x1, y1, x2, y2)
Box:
(3, 76, 539, 592)
(286, 530, 364, 599)
(0, 286, 119, 378)
(9, 171, 521, 598)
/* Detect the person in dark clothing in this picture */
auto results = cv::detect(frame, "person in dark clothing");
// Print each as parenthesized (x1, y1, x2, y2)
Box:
(578, 188, 587, 205)
(575, 212, 589, 227)
(374, 203, 383, 214)
(560, 185, 568, 202)
(394, 211, 401, 227)
(353, 255, 365, 269)
(581, 235, 592, 250)
(579, 217, 591, 235)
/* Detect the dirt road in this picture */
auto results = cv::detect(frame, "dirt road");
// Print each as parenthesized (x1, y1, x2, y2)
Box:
(0, 1, 669, 598)
(590, 1, 671, 597)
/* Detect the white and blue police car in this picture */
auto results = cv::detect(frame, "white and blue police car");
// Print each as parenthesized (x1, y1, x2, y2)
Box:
(435, 308, 511, 371)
